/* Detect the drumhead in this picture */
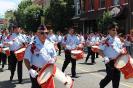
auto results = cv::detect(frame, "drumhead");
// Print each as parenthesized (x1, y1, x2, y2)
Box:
(2, 47, 9, 51)
(15, 48, 26, 54)
(38, 65, 54, 84)
(71, 50, 82, 54)
(115, 55, 129, 68)
(91, 46, 99, 49)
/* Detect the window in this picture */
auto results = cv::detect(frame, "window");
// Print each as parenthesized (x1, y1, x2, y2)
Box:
(113, 0, 120, 5)
(100, 0, 105, 8)
(90, 0, 94, 10)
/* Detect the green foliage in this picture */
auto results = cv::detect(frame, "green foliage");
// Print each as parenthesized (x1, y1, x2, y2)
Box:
(44, 0, 74, 32)
(97, 11, 116, 33)
(14, 0, 43, 32)
(14, 0, 32, 30)
(23, 5, 42, 32)
(4, 10, 14, 20)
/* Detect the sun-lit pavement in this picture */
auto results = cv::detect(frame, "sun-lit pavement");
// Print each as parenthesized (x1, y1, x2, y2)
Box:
(0, 52, 133, 88)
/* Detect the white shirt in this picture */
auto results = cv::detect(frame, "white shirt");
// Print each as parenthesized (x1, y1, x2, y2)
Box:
(63, 34, 80, 50)
(99, 35, 123, 59)
(57, 35, 63, 43)
(24, 37, 57, 68)
(5, 33, 26, 51)
(48, 34, 57, 43)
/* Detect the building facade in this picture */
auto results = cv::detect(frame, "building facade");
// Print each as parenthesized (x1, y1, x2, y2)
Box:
(72, 0, 133, 34)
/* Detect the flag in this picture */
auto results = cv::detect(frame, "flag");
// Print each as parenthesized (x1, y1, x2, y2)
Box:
(94, 0, 99, 11)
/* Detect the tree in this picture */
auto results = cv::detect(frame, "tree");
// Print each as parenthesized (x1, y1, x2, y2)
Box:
(23, 4, 42, 32)
(14, 0, 32, 28)
(44, 0, 74, 32)
(97, 11, 116, 34)
(14, 0, 44, 32)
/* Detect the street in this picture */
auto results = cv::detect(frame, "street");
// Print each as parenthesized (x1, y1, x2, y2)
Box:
(0, 52, 133, 88)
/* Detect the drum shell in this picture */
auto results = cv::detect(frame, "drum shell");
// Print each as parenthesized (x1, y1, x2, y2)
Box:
(91, 46, 99, 53)
(2, 48, 10, 56)
(15, 51, 25, 61)
(115, 54, 133, 79)
(0, 47, 2, 53)
(15, 48, 26, 61)
(5, 50, 10, 56)
(37, 64, 74, 88)
(71, 50, 84, 60)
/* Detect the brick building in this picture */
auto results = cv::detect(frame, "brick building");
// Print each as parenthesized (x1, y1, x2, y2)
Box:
(72, 0, 133, 34)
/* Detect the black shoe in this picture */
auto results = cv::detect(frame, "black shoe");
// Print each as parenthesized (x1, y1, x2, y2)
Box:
(18, 80, 22, 84)
(91, 62, 96, 65)
(0, 68, 4, 72)
(10, 76, 13, 81)
(71, 75, 79, 78)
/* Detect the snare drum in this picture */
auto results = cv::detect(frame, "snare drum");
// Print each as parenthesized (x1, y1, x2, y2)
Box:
(2, 47, 10, 56)
(91, 46, 100, 53)
(71, 50, 84, 60)
(77, 44, 84, 50)
(0, 47, 2, 53)
(115, 54, 133, 79)
(37, 64, 74, 88)
(14, 48, 26, 61)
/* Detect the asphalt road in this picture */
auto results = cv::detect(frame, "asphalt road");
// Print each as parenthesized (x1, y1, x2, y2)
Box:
(0, 52, 133, 88)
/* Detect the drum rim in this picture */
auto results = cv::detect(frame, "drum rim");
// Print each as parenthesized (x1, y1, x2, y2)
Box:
(37, 64, 56, 85)
(15, 48, 26, 54)
(115, 54, 129, 68)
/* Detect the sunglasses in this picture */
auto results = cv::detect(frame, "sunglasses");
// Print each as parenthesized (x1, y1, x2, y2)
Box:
(111, 29, 117, 31)
(39, 32, 48, 35)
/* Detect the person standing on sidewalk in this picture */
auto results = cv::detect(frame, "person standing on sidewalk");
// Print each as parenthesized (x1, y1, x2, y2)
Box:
(98, 23, 126, 88)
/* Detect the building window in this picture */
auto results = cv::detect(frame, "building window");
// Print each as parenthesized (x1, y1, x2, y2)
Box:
(81, 0, 85, 12)
(113, 0, 120, 5)
(100, 0, 105, 8)
(76, 2, 81, 15)
(90, 0, 94, 10)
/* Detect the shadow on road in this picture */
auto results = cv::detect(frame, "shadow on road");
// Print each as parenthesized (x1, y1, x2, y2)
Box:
(0, 78, 31, 88)
(0, 80, 16, 88)
(67, 69, 106, 76)
(78, 62, 96, 65)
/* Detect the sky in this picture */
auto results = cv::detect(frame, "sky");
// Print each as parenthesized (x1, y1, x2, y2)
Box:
(0, 0, 21, 18)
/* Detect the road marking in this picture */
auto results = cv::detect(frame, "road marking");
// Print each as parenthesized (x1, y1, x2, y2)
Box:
(57, 58, 133, 88)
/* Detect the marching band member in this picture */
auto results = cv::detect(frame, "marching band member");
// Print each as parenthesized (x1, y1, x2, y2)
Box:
(62, 27, 80, 78)
(0, 29, 9, 71)
(48, 29, 58, 51)
(76, 33, 85, 50)
(98, 23, 126, 88)
(24, 25, 57, 88)
(56, 31, 63, 56)
(126, 29, 133, 57)
(4, 25, 27, 83)
(85, 32, 99, 64)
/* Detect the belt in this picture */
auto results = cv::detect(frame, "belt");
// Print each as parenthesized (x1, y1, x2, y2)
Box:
(31, 65, 41, 72)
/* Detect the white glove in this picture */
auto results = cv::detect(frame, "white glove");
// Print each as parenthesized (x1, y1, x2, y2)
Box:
(29, 69, 38, 78)
(104, 56, 110, 64)
(48, 58, 57, 64)
(121, 48, 127, 54)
